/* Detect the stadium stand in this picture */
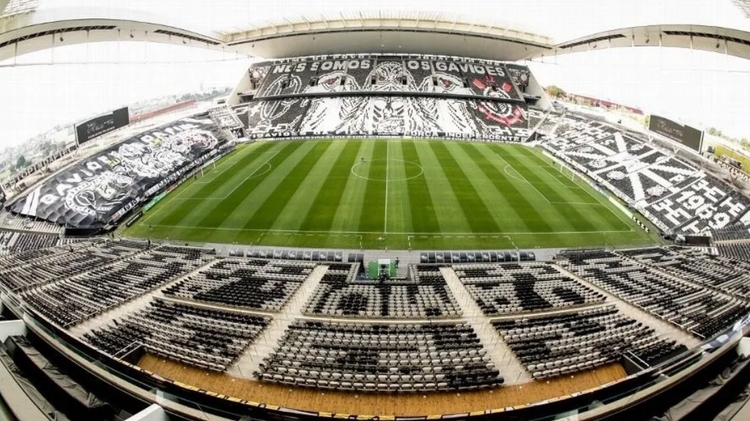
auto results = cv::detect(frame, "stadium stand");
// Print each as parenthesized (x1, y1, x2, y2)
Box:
(0, 239, 149, 292)
(241, 55, 532, 142)
(717, 242, 750, 261)
(506, 64, 531, 93)
(541, 116, 750, 234)
(5, 112, 233, 229)
(453, 262, 606, 315)
(246, 97, 530, 141)
(0, 209, 64, 234)
(558, 250, 750, 339)
(83, 298, 270, 371)
(712, 224, 750, 241)
(535, 111, 561, 136)
(493, 305, 686, 379)
(0, 230, 60, 256)
(253, 55, 523, 99)
(618, 247, 750, 300)
(21, 245, 215, 327)
(527, 108, 545, 130)
(303, 264, 461, 318)
(255, 320, 502, 391)
(162, 258, 316, 311)
(208, 105, 245, 138)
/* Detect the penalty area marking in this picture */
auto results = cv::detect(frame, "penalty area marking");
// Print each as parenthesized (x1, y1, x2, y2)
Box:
(193, 146, 257, 184)
(172, 150, 280, 201)
(498, 153, 604, 206)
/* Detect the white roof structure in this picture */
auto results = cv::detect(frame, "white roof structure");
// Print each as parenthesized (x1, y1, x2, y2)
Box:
(1, 0, 749, 63)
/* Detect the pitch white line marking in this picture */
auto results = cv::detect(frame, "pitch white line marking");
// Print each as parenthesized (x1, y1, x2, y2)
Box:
(144, 225, 634, 235)
(539, 149, 639, 229)
(350, 159, 423, 182)
(495, 153, 552, 204)
(384, 140, 389, 235)
(172, 151, 280, 201)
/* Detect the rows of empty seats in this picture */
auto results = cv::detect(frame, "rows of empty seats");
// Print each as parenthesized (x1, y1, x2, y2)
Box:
(303, 264, 461, 318)
(163, 258, 316, 311)
(493, 305, 686, 379)
(712, 225, 750, 242)
(22, 246, 215, 327)
(0, 231, 60, 256)
(256, 320, 502, 392)
(619, 247, 750, 299)
(83, 298, 270, 371)
(558, 251, 750, 339)
(717, 242, 750, 262)
(0, 210, 64, 234)
(0, 239, 149, 292)
(453, 262, 606, 315)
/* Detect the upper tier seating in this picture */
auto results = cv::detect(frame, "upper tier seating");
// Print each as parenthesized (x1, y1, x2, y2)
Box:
(558, 251, 750, 339)
(303, 264, 461, 318)
(0, 239, 149, 292)
(162, 258, 316, 311)
(22, 245, 215, 327)
(255, 320, 502, 392)
(83, 298, 270, 371)
(618, 247, 750, 300)
(453, 262, 606, 315)
(252, 56, 523, 100)
(493, 305, 686, 379)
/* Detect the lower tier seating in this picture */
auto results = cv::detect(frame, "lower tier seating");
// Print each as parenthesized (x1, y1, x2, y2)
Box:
(0, 231, 60, 256)
(619, 247, 750, 299)
(493, 305, 686, 379)
(303, 264, 460, 318)
(717, 242, 750, 262)
(255, 320, 502, 392)
(0, 239, 149, 292)
(558, 251, 750, 339)
(83, 298, 270, 371)
(162, 258, 315, 311)
(453, 262, 605, 315)
(22, 245, 215, 327)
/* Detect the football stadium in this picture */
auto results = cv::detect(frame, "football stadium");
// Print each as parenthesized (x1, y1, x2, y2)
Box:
(1, 1, 750, 420)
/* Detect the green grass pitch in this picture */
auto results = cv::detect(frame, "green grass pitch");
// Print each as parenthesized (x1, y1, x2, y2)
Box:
(123, 139, 660, 250)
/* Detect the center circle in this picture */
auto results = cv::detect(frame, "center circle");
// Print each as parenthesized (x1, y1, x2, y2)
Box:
(350, 159, 424, 182)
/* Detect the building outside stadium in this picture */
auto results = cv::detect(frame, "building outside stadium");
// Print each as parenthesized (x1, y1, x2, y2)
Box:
(2, 2, 750, 421)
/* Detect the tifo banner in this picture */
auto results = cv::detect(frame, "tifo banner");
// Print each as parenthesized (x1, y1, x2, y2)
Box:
(75, 107, 130, 145)
(244, 97, 529, 142)
(8, 113, 228, 228)
(648, 115, 704, 153)
(252, 56, 524, 101)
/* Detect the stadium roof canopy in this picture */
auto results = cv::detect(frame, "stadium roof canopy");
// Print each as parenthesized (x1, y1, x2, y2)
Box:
(1, 0, 749, 63)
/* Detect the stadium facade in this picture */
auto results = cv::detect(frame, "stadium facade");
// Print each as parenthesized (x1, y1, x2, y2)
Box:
(2, 3, 750, 421)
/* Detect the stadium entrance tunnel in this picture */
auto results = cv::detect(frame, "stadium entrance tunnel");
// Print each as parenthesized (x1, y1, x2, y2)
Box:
(350, 159, 424, 182)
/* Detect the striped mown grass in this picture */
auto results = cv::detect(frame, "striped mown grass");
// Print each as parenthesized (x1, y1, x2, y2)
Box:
(124, 139, 658, 250)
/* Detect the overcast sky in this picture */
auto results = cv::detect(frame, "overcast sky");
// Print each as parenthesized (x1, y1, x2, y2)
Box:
(0, 0, 749, 146)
